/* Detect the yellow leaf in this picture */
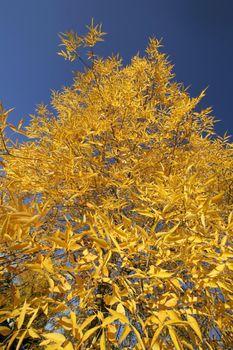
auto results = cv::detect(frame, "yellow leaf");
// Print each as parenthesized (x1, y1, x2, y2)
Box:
(28, 328, 40, 338)
(42, 257, 54, 273)
(18, 118, 24, 129)
(110, 235, 122, 254)
(165, 297, 177, 307)
(7, 330, 19, 350)
(181, 339, 195, 350)
(44, 345, 63, 350)
(16, 330, 27, 350)
(64, 342, 74, 350)
(168, 326, 181, 350)
(39, 340, 50, 346)
(151, 326, 163, 347)
(44, 332, 66, 343)
(9, 242, 30, 250)
(152, 342, 160, 350)
(101, 315, 117, 328)
(171, 278, 183, 290)
(187, 315, 202, 341)
(100, 330, 106, 350)
(227, 262, 233, 271)
(166, 310, 181, 323)
(201, 213, 206, 229)
(119, 324, 131, 344)
(153, 270, 173, 279)
(228, 211, 233, 225)
(211, 192, 224, 203)
(208, 263, 225, 278)
(106, 324, 117, 344)
(70, 311, 77, 335)
(50, 237, 67, 248)
(204, 177, 215, 186)
(0, 326, 11, 336)
(27, 307, 39, 328)
(13, 286, 21, 307)
(108, 308, 129, 324)
(47, 276, 55, 292)
(92, 237, 109, 248)
(131, 324, 146, 350)
(217, 281, 233, 293)
(220, 235, 227, 247)
(42, 303, 49, 315)
(157, 310, 167, 324)
(104, 295, 119, 306)
(17, 300, 28, 329)
(79, 315, 97, 331)
(133, 210, 155, 218)
(50, 303, 67, 313)
(116, 303, 125, 315)
(168, 222, 180, 234)
(81, 325, 100, 343)
(26, 263, 42, 272)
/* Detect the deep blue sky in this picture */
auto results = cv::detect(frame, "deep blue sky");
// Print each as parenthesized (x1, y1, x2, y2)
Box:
(0, 0, 232, 138)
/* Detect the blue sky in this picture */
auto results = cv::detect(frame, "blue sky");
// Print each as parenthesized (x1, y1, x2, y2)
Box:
(0, 0, 232, 138)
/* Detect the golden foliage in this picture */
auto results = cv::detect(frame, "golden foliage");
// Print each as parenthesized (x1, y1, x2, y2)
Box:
(0, 21, 233, 349)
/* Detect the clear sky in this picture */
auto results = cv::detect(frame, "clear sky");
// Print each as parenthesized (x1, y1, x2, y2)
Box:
(0, 0, 232, 138)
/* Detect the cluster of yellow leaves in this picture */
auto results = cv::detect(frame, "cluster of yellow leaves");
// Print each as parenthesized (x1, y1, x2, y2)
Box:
(0, 22, 233, 349)
(58, 19, 106, 61)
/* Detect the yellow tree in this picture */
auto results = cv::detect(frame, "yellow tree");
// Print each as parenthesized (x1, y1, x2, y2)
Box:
(0, 21, 233, 349)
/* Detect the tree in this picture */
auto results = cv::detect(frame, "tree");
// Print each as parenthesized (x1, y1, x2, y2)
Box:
(0, 20, 232, 349)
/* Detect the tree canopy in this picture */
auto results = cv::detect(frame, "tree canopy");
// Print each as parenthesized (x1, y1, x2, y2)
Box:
(0, 21, 232, 349)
